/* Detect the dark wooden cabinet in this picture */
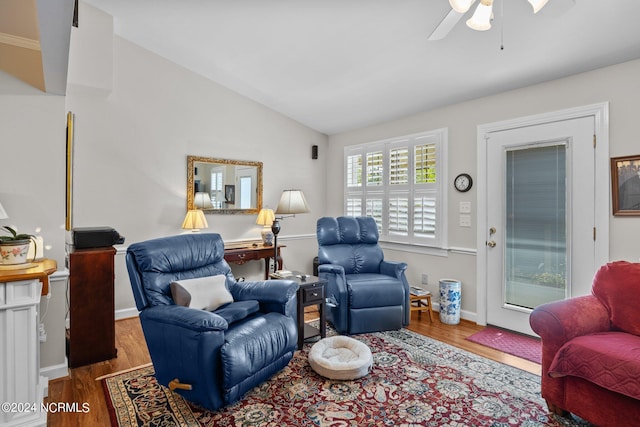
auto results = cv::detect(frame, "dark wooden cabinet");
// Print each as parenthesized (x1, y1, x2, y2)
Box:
(66, 247, 117, 368)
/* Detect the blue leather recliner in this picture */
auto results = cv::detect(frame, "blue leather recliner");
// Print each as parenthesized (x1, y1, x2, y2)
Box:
(125, 233, 298, 411)
(316, 216, 410, 335)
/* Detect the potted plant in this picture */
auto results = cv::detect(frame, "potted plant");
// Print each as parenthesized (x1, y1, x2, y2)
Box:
(0, 226, 35, 265)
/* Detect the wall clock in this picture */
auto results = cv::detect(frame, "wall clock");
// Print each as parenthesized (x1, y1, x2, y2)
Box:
(454, 173, 473, 192)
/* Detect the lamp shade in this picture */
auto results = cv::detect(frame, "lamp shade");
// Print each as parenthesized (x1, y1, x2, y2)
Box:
(0, 202, 7, 220)
(256, 208, 275, 226)
(181, 210, 208, 231)
(275, 190, 310, 215)
(466, 0, 493, 31)
(449, 0, 476, 13)
(194, 192, 213, 209)
(527, 0, 549, 13)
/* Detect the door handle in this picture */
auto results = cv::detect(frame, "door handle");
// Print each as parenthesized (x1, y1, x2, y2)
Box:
(487, 241, 496, 248)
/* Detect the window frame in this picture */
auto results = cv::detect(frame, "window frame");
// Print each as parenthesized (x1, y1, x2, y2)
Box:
(344, 128, 448, 248)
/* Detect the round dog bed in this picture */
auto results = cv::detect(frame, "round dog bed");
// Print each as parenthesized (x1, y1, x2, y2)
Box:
(308, 336, 373, 380)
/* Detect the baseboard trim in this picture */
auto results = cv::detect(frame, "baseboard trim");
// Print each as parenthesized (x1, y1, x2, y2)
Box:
(432, 302, 476, 323)
(41, 362, 68, 381)
(115, 307, 139, 320)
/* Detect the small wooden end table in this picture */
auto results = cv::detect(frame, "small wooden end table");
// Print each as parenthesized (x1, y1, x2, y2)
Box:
(410, 292, 434, 323)
(271, 273, 326, 349)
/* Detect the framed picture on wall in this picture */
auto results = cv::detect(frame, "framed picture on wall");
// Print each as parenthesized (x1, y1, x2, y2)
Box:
(225, 185, 235, 204)
(611, 155, 640, 216)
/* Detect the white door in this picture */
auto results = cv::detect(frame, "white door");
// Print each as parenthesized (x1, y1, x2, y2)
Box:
(485, 116, 596, 335)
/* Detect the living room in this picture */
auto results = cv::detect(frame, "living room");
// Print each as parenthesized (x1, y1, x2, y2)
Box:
(1, 0, 640, 425)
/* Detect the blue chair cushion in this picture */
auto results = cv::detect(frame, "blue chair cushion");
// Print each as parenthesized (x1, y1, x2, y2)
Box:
(214, 300, 260, 325)
(222, 312, 297, 388)
(347, 273, 405, 309)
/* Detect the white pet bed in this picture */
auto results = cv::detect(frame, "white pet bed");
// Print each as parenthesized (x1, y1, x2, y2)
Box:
(308, 336, 373, 380)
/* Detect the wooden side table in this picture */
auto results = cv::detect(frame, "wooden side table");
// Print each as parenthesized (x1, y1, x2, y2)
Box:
(410, 292, 434, 323)
(224, 242, 285, 279)
(271, 273, 326, 349)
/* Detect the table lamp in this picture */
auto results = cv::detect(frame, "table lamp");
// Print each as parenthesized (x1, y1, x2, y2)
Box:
(256, 208, 275, 246)
(271, 190, 310, 272)
(194, 192, 213, 209)
(181, 210, 208, 232)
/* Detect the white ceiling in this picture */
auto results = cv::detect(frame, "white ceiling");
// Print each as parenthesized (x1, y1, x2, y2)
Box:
(84, 0, 640, 134)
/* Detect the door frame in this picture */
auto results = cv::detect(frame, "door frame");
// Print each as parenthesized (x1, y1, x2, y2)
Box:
(476, 103, 610, 327)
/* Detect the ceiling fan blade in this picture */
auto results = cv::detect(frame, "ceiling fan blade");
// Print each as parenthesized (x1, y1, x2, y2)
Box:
(428, 8, 464, 41)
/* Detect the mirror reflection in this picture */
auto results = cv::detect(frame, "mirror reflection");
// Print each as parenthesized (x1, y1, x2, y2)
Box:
(187, 156, 263, 214)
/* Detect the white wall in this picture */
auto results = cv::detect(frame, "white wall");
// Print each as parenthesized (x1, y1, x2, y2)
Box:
(66, 7, 328, 314)
(1, 4, 328, 374)
(328, 59, 640, 319)
(0, 73, 68, 370)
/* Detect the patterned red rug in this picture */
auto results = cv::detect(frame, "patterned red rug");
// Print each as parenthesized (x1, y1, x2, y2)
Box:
(466, 326, 542, 364)
(102, 328, 587, 426)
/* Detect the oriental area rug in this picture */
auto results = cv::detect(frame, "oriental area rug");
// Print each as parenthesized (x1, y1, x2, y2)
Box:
(102, 328, 589, 427)
(466, 326, 542, 364)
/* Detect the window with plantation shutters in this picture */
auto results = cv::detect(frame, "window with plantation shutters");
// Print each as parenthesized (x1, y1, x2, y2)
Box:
(343, 129, 448, 248)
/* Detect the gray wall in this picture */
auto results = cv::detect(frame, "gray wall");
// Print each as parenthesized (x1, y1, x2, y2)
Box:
(328, 59, 640, 317)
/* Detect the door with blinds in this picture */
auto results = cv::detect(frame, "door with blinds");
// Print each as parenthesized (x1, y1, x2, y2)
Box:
(485, 116, 596, 335)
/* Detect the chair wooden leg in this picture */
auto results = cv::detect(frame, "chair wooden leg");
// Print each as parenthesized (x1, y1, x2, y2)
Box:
(546, 401, 569, 417)
(168, 378, 193, 391)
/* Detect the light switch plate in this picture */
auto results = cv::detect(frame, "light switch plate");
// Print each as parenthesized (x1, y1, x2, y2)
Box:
(459, 214, 471, 227)
(459, 201, 471, 213)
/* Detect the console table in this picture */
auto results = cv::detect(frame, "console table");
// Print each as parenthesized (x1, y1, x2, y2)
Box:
(224, 242, 285, 279)
(0, 259, 56, 427)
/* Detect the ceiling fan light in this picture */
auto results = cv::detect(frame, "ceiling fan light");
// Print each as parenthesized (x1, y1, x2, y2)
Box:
(528, 0, 549, 14)
(466, 1, 493, 31)
(449, 0, 476, 14)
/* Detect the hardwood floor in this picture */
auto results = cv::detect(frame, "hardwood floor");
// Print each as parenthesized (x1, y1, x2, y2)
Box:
(46, 309, 540, 426)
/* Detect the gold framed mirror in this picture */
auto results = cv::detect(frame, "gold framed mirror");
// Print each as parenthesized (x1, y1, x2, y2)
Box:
(187, 156, 263, 214)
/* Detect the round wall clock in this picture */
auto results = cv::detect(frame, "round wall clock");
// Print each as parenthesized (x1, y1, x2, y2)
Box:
(454, 173, 473, 192)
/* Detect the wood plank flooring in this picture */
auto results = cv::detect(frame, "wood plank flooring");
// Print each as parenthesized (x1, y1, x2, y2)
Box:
(46, 309, 540, 427)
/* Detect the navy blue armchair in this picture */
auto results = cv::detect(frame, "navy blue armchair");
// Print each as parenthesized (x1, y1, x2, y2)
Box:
(317, 216, 410, 334)
(126, 233, 298, 412)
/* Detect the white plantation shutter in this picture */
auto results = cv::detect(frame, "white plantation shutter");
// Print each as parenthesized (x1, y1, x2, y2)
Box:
(366, 151, 383, 186)
(347, 154, 362, 188)
(415, 143, 436, 184)
(413, 194, 437, 238)
(389, 195, 409, 236)
(346, 197, 362, 217)
(365, 197, 383, 231)
(390, 147, 409, 185)
(344, 128, 447, 247)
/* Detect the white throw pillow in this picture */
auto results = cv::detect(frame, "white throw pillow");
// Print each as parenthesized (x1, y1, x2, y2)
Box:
(170, 274, 233, 311)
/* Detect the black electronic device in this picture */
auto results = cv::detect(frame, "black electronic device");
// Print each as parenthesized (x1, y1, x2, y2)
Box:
(72, 226, 125, 249)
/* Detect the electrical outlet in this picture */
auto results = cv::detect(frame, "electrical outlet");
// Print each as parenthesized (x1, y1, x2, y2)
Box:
(459, 214, 471, 227)
(421, 273, 428, 285)
(459, 201, 471, 213)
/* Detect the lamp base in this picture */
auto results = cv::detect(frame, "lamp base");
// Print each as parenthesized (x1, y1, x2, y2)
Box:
(261, 227, 274, 246)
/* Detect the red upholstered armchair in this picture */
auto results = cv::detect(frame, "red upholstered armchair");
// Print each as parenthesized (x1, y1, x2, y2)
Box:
(529, 261, 640, 427)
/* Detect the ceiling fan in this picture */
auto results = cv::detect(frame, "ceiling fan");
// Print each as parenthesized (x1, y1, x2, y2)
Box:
(428, 0, 550, 41)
